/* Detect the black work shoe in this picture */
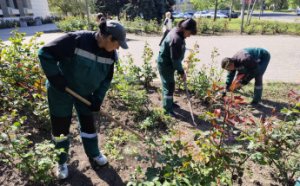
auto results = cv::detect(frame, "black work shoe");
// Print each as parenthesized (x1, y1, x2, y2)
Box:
(173, 103, 180, 109)
(165, 111, 177, 118)
(250, 101, 260, 106)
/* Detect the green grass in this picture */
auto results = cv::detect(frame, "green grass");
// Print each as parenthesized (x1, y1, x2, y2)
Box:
(241, 82, 300, 104)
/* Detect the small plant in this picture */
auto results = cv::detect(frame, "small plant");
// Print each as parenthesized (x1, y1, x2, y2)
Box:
(139, 107, 173, 131)
(104, 128, 137, 160)
(0, 111, 61, 184)
(110, 55, 149, 115)
(185, 47, 224, 100)
(141, 42, 157, 89)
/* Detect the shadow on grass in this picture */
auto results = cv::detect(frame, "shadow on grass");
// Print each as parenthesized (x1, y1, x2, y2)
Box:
(174, 107, 212, 131)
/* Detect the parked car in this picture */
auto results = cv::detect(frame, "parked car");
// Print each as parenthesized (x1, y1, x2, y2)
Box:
(183, 12, 194, 18)
(172, 12, 194, 19)
(219, 9, 239, 18)
(297, 8, 300, 16)
(193, 11, 212, 18)
(172, 12, 185, 19)
(194, 11, 228, 18)
(215, 12, 228, 18)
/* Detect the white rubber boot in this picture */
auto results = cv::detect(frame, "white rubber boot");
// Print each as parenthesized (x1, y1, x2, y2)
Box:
(57, 163, 68, 180)
(93, 153, 108, 166)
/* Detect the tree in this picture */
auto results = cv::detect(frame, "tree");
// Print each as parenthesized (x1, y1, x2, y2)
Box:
(190, 0, 214, 10)
(264, 0, 288, 10)
(95, 0, 127, 19)
(48, 0, 87, 17)
(288, 0, 300, 8)
(123, 0, 175, 21)
(48, 0, 72, 16)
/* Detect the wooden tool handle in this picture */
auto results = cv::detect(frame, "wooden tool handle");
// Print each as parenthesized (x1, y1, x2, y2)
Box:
(65, 87, 145, 141)
(65, 87, 91, 106)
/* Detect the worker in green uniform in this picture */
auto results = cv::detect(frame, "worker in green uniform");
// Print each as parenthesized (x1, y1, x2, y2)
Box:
(221, 48, 271, 104)
(157, 18, 197, 116)
(38, 17, 128, 179)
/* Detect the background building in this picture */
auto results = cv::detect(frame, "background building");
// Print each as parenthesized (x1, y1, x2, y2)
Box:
(0, 0, 50, 18)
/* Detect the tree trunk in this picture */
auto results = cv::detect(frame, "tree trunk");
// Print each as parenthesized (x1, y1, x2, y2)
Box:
(240, 0, 246, 33)
(248, 0, 257, 24)
(229, 0, 234, 21)
(213, 0, 218, 21)
(246, 0, 251, 25)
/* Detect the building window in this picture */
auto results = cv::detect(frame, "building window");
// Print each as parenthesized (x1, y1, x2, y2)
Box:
(13, 0, 18, 9)
(6, 0, 12, 8)
(23, 0, 32, 8)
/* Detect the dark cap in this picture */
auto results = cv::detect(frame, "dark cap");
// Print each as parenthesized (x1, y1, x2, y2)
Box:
(106, 20, 128, 49)
(181, 18, 197, 35)
(221, 57, 234, 69)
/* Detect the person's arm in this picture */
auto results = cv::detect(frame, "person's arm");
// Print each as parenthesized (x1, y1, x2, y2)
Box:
(170, 38, 185, 75)
(92, 51, 117, 107)
(225, 70, 236, 90)
(38, 33, 78, 90)
(92, 63, 114, 106)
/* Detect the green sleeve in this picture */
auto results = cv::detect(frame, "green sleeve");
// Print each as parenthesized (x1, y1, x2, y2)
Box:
(226, 70, 236, 90)
(172, 59, 184, 74)
(93, 64, 114, 105)
(170, 36, 185, 74)
(38, 49, 60, 77)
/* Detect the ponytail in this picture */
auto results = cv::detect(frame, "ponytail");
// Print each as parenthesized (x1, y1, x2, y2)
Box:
(98, 17, 108, 36)
(177, 19, 185, 28)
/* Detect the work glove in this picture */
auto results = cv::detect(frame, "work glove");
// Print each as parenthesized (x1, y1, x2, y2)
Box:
(47, 74, 67, 92)
(87, 95, 102, 112)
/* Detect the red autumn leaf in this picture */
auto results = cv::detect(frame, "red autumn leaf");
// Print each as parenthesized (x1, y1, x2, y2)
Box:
(234, 116, 243, 123)
(249, 117, 256, 125)
(214, 109, 221, 118)
(226, 118, 236, 126)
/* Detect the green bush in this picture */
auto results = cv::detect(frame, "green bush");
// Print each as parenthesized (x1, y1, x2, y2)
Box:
(56, 16, 97, 32)
(0, 111, 61, 184)
(245, 24, 257, 35)
(0, 31, 48, 120)
(121, 17, 161, 34)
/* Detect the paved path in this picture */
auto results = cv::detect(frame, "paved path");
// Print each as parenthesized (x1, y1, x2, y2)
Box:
(121, 34, 300, 83)
(2, 26, 299, 83)
(0, 23, 58, 41)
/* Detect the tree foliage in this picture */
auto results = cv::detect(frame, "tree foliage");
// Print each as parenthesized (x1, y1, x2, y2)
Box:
(48, 0, 86, 16)
(95, 0, 175, 21)
(190, 0, 233, 10)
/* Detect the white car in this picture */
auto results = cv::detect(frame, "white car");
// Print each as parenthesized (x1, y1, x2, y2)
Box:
(215, 12, 228, 18)
(194, 11, 228, 18)
(193, 11, 212, 18)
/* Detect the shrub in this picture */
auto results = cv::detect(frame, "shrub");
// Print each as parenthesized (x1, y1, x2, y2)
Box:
(56, 16, 97, 32)
(0, 111, 61, 184)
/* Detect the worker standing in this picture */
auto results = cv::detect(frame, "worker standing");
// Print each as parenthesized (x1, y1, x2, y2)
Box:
(157, 18, 197, 116)
(38, 17, 128, 179)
